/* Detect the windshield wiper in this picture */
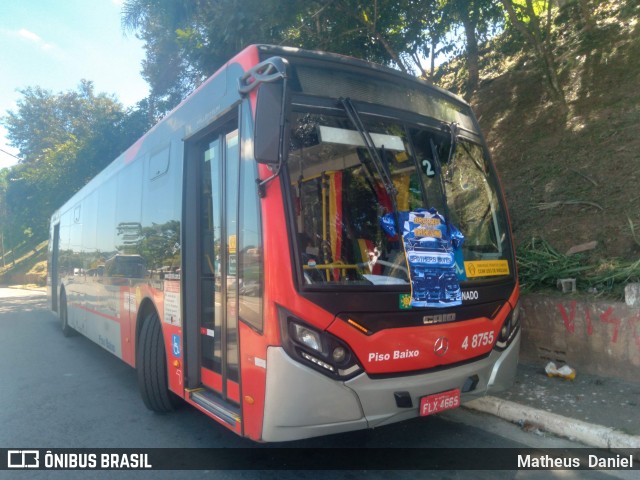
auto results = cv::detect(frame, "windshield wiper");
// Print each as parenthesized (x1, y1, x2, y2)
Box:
(339, 97, 400, 227)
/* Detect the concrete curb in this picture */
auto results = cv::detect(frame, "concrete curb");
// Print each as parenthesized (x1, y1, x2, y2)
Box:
(464, 396, 640, 455)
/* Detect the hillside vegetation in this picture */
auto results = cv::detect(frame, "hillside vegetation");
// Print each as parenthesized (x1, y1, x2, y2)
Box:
(0, 240, 47, 286)
(456, 1, 640, 296)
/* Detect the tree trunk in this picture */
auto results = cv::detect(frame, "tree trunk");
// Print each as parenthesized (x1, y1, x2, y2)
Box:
(431, 40, 437, 78)
(372, 31, 408, 73)
(501, 0, 565, 103)
(461, 14, 480, 98)
(578, 0, 595, 31)
(411, 52, 428, 79)
(335, 1, 409, 74)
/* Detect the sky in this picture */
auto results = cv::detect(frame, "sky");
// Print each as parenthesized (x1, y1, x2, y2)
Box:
(0, 0, 149, 169)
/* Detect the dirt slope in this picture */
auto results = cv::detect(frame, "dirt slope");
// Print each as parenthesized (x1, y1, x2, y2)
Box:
(469, 2, 640, 263)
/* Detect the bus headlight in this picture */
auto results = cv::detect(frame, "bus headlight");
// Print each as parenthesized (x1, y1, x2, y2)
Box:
(495, 301, 520, 350)
(278, 306, 362, 380)
(292, 323, 322, 352)
(332, 346, 347, 363)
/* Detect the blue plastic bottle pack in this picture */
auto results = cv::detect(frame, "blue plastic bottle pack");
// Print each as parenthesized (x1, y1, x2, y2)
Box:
(381, 208, 465, 308)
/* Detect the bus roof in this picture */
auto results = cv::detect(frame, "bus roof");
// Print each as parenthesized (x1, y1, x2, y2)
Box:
(254, 44, 469, 108)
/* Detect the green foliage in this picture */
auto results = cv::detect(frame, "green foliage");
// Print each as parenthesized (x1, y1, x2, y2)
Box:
(516, 238, 592, 292)
(123, 0, 305, 111)
(283, 0, 430, 73)
(517, 238, 640, 299)
(0, 82, 153, 250)
(122, 0, 584, 107)
(123, 0, 488, 108)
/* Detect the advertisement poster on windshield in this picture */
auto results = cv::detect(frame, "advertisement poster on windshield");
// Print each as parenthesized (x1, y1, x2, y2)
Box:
(382, 208, 464, 308)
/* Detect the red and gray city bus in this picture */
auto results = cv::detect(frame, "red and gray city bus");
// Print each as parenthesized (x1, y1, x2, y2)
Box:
(48, 44, 520, 442)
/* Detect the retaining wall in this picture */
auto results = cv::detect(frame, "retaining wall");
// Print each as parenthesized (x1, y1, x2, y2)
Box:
(519, 294, 640, 383)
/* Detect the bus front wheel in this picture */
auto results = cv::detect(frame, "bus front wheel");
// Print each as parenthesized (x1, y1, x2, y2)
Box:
(137, 312, 179, 413)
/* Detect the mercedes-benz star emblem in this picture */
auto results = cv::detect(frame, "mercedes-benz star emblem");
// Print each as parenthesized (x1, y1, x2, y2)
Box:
(434, 337, 449, 357)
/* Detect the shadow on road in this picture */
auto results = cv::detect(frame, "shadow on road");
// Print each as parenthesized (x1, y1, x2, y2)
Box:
(0, 294, 48, 314)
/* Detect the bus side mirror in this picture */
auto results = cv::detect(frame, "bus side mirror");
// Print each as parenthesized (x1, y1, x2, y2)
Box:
(254, 82, 285, 165)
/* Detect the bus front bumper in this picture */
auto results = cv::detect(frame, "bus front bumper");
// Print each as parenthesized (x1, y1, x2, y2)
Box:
(261, 330, 520, 442)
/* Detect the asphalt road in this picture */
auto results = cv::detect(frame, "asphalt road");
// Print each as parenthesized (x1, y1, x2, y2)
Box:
(0, 288, 632, 479)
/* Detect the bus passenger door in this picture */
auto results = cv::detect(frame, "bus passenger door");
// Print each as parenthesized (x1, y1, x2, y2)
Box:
(197, 125, 241, 408)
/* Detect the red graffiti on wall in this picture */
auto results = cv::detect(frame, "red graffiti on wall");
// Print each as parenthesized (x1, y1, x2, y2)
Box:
(557, 301, 576, 333)
(628, 313, 640, 350)
(585, 309, 594, 336)
(556, 302, 638, 349)
(599, 307, 621, 343)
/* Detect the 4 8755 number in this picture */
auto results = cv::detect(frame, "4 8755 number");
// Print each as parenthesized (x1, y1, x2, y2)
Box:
(461, 331, 494, 350)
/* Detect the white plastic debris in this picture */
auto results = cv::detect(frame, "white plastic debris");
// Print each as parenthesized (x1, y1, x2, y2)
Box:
(545, 361, 576, 380)
(625, 283, 640, 307)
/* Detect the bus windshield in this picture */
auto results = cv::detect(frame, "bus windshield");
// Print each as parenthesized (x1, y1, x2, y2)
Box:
(286, 109, 512, 293)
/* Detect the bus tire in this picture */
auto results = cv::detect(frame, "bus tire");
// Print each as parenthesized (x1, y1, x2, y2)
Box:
(137, 312, 179, 413)
(60, 289, 75, 337)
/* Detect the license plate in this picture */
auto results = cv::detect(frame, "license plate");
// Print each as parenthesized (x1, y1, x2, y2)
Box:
(419, 389, 460, 416)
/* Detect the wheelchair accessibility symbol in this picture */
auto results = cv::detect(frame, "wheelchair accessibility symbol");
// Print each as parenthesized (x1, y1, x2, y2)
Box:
(172, 334, 181, 358)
